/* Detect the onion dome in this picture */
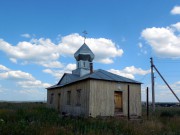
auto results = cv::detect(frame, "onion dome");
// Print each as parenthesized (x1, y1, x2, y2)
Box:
(74, 43, 94, 62)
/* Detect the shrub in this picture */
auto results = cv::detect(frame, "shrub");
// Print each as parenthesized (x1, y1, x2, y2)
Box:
(160, 111, 174, 117)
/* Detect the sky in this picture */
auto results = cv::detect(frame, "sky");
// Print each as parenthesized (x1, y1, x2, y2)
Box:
(0, 0, 180, 102)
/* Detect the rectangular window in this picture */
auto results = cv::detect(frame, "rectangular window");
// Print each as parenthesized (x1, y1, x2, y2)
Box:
(50, 93, 54, 104)
(67, 91, 71, 105)
(76, 89, 81, 106)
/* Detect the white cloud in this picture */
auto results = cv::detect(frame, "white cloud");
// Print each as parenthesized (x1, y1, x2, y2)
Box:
(43, 69, 63, 79)
(86, 37, 123, 64)
(141, 81, 180, 102)
(0, 70, 34, 80)
(98, 58, 113, 64)
(155, 81, 180, 101)
(123, 66, 150, 75)
(138, 42, 147, 55)
(43, 69, 53, 74)
(138, 42, 143, 48)
(171, 22, 180, 32)
(65, 63, 76, 71)
(175, 81, 180, 85)
(40, 61, 63, 68)
(0, 38, 61, 68)
(0, 64, 10, 71)
(43, 64, 149, 81)
(0, 64, 50, 88)
(171, 6, 180, 15)
(108, 66, 150, 79)
(58, 33, 123, 64)
(141, 22, 180, 58)
(0, 65, 49, 101)
(43, 64, 150, 82)
(43, 63, 76, 79)
(108, 69, 134, 79)
(0, 33, 123, 67)
(9, 58, 17, 63)
(18, 80, 50, 88)
(21, 33, 31, 38)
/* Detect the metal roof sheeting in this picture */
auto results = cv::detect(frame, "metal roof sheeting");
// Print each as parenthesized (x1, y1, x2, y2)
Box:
(47, 69, 141, 89)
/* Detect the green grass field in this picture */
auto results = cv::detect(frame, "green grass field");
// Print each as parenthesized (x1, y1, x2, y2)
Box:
(0, 102, 180, 135)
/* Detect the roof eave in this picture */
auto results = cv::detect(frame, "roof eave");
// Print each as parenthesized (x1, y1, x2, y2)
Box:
(46, 77, 142, 90)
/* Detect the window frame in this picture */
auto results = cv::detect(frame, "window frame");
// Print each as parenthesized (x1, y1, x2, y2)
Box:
(67, 91, 71, 105)
(50, 93, 54, 104)
(76, 89, 81, 106)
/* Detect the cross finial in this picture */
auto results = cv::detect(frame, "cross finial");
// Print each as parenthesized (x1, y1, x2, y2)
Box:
(82, 30, 88, 43)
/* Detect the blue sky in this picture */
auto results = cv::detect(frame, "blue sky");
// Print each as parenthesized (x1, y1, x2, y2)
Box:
(0, 0, 180, 102)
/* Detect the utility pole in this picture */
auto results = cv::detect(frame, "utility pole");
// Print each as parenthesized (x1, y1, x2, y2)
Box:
(127, 85, 130, 120)
(146, 87, 149, 118)
(150, 57, 155, 112)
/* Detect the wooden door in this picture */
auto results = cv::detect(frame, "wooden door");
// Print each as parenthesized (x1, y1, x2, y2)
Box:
(114, 91, 123, 112)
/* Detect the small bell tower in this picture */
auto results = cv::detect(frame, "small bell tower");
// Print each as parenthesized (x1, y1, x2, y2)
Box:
(72, 32, 95, 76)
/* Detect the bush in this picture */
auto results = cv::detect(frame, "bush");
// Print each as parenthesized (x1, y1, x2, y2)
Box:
(160, 111, 174, 117)
(0, 103, 180, 135)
